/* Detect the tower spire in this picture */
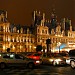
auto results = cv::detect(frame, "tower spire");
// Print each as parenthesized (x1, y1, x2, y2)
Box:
(70, 20, 72, 31)
(6, 11, 7, 18)
(50, 7, 57, 29)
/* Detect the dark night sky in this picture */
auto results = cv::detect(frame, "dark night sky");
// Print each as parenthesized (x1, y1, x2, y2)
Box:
(0, 0, 74, 26)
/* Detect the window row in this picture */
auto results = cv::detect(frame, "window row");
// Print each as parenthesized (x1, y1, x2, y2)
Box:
(37, 29, 48, 34)
(37, 38, 69, 43)
(0, 37, 35, 43)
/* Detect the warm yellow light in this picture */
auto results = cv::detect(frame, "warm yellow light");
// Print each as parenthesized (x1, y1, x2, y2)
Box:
(8, 38, 10, 41)
(34, 46, 36, 49)
(13, 46, 15, 49)
(30, 46, 31, 48)
(57, 42, 61, 46)
(3, 45, 5, 50)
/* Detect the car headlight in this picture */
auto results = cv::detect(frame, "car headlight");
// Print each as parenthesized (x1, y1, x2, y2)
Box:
(55, 59, 62, 62)
(0, 54, 1, 57)
(35, 60, 40, 63)
(66, 59, 70, 64)
(49, 59, 54, 62)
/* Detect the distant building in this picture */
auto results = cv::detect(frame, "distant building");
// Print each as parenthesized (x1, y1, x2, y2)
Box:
(0, 10, 75, 53)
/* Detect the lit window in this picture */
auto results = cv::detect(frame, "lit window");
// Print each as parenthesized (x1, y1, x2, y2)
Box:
(38, 29, 39, 33)
(45, 30, 47, 34)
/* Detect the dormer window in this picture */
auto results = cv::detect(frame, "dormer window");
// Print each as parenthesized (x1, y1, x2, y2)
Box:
(45, 30, 47, 34)
(20, 28, 23, 33)
(42, 30, 44, 33)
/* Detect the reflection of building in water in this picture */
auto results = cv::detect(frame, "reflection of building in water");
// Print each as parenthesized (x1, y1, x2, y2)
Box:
(0, 10, 75, 53)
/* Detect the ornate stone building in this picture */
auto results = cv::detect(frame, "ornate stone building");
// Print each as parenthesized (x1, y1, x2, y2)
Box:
(0, 10, 75, 53)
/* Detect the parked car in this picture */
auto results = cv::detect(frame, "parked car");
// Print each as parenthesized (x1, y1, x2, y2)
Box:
(25, 52, 42, 60)
(0, 52, 42, 69)
(41, 53, 66, 66)
(66, 49, 75, 68)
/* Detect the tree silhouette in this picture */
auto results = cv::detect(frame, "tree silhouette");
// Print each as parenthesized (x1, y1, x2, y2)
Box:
(7, 48, 10, 53)
(36, 45, 42, 52)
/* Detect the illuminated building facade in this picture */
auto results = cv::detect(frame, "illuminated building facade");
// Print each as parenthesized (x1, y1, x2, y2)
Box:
(0, 10, 75, 53)
(32, 10, 75, 52)
(0, 10, 36, 53)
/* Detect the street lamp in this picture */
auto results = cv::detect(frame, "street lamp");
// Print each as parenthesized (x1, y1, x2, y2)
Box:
(46, 39, 51, 53)
(58, 42, 61, 53)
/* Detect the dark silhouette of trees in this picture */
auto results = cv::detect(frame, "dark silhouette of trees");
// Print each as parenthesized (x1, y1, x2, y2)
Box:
(7, 48, 10, 53)
(36, 45, 42, 52)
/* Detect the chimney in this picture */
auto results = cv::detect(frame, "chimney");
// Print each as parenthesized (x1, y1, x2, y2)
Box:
(43, 13, 45, 26)
(6, 11, 7, 18)
(63, 18, 65, 30)
(69, 20, 71, 26)
(36, 10, 37, 13)
(39, 11, 40, 14)
(70, 20, 72, 31)
(34, 11, 35, 21)
(43, 13, 45, 22)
